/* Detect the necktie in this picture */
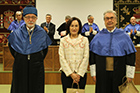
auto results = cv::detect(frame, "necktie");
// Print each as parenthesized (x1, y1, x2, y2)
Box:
(46, 24, 49, 28)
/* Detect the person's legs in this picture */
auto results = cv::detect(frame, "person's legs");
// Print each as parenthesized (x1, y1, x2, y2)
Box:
(61, 71, 73, 93)
(106, 71, 113, 93)
(78, 73, 87, 89)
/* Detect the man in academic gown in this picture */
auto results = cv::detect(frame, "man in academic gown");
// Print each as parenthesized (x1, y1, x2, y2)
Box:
(124, 16, 140, 45)
(89, 10, 136, 93)
(8, 5, 52, 93)
(7, 11, 25, 33)
(57, 15, 71, 38)
(81, 15, 100, 42)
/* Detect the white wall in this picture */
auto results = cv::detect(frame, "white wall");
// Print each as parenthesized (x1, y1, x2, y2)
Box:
(36, 0, 113, 39)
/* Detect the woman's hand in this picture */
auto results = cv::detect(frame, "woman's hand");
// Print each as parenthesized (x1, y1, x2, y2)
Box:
(70, 73, 80, 83)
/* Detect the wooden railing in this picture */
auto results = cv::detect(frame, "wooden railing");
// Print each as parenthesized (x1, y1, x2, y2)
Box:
(2, 45, 60, 71)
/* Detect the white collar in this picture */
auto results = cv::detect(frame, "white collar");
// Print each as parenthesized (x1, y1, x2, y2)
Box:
(26, 26, 35, 32)
(17, 20, 20, 23)
(107, 27, 116, 33)
(46, 22, 50, 25)
(88, 22, 93, 25)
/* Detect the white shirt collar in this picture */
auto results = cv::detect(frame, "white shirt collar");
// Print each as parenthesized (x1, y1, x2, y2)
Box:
(107, 27, 116, 33)
(26, 26, 35, 32)
(17, 20, 20, 23)
(88, 22, 93, 26)
(46, 22, 50, 25)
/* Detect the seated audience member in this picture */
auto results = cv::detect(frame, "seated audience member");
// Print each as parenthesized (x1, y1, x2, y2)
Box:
(124, 16, 140, 45)
(41, 14, 56, 45)
(81, 15, 100, 42)
(7, 11, 25, 33)
(57, 15, 71, 38)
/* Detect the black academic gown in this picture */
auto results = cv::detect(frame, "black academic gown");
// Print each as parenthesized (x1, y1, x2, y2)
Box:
(89, 28, 136, 93)
(9, 45, 48, 93)
(57, 22, 68, 38)
(90, 52, 135, 93)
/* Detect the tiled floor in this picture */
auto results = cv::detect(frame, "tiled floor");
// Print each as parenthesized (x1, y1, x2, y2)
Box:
(0, 85, 95, 93)
(0, 84, 140, 93)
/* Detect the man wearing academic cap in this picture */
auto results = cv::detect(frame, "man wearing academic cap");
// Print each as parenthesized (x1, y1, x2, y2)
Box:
(89, 10, 136, 93)
(8, 5, 52, 93)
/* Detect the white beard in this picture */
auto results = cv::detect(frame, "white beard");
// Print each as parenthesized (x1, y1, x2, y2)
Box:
(26, 22, 36, 28)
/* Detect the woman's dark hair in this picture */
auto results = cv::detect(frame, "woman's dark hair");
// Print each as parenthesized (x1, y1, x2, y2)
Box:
(66, 17, 82, 35)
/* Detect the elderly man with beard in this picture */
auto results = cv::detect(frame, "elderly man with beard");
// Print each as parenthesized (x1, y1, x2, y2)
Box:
(7, 5, 52, 93)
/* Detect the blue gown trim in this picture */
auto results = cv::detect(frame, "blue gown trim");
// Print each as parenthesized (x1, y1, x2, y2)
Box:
(90, 28, 136, 56)
(8, 24, 52, 55)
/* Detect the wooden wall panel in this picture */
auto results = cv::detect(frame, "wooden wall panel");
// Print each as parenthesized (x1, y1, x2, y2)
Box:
(0, 73, 12, 84)
(54, 47, 60, 71)
(45, 73, 61, 84)
(3, 46, 140, 71)
(3, 45, 60, 71)
(44, 47, 54, 71)
(3, 46, 14, 71)
(135, 47, 140, 71)
(0, 72, 140, 85)
(134, 73, 140, 85)
(0, 45, 3, 63)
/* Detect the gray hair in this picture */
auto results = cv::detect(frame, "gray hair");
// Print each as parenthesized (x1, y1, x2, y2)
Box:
(130, 16, 136, 20)
(103, 10, 117, 20)
(65, 15, 71, 20)
(16, 11, 22, 15)
(46, 14, 52, 18)
(87, 15, 93, 19)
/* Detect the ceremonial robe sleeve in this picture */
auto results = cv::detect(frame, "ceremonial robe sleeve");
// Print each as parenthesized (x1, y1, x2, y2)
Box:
(7, 22, 16, 33)
(89, 51, 96, 77)
(126, 53, 136, 78)
(81, 25, 89, 36)
(42, 47, 48, 59)
(57, 23, 66, 35)
(136, 31, 140, 36)
(8, 43, 16, 58)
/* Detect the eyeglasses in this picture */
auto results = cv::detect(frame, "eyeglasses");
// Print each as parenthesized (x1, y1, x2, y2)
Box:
(24, 16, 37, 20)
(16, 15, 21, 16)
(104, 17, 116, 20)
